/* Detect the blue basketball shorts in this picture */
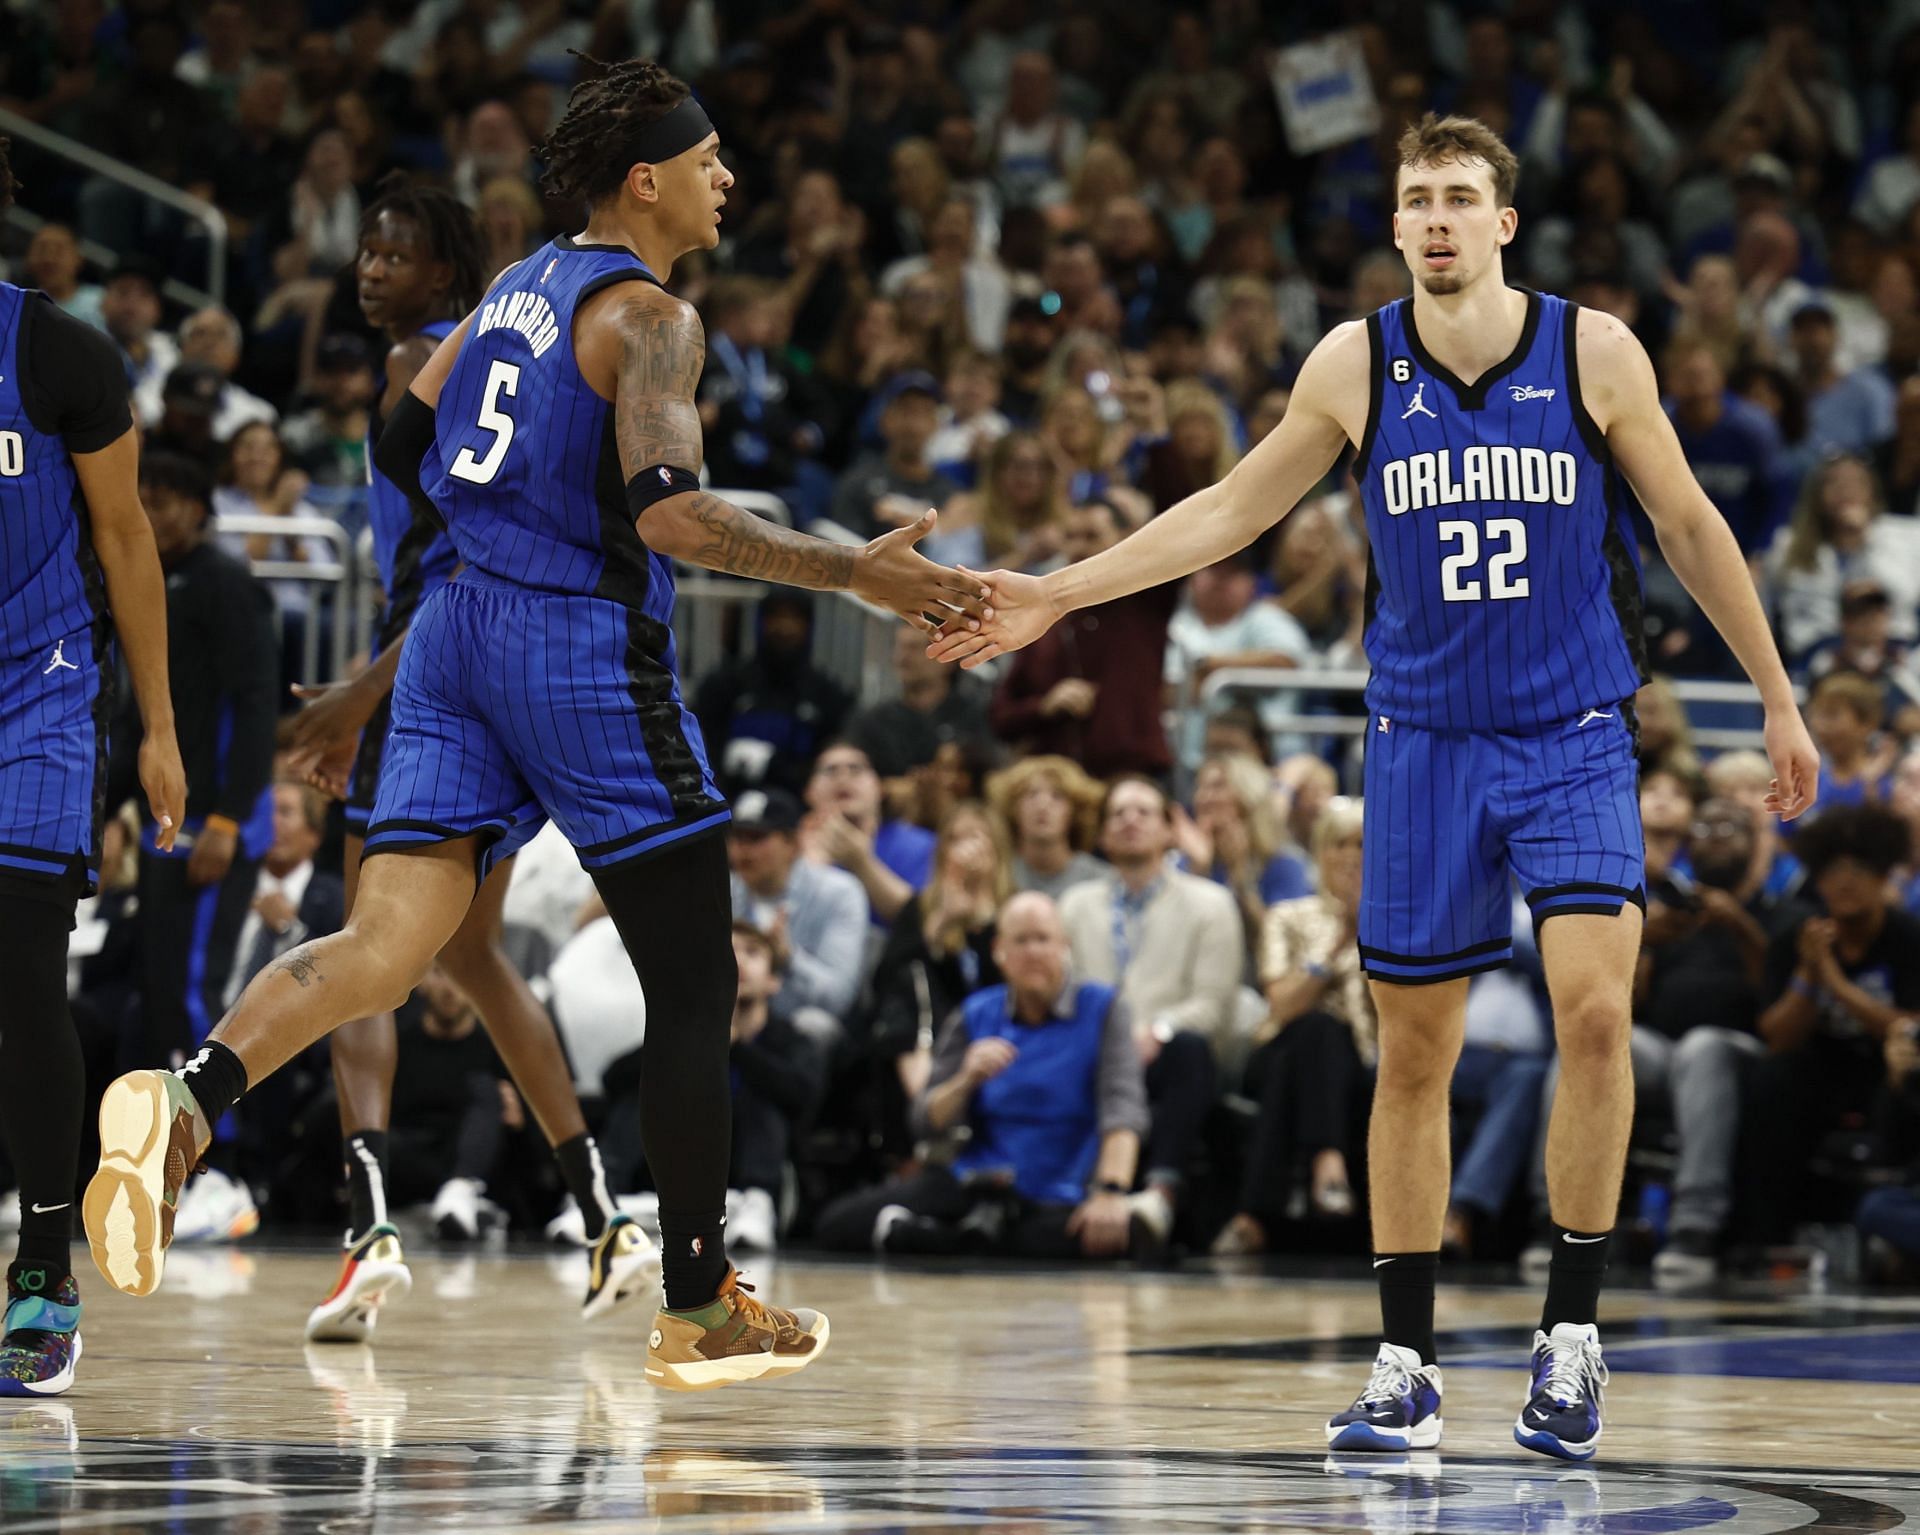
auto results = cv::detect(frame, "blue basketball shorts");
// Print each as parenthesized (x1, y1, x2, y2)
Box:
(364, 574, 729, 882)
(0, 626, 107, 893)
(1358, 705, 1645, 985)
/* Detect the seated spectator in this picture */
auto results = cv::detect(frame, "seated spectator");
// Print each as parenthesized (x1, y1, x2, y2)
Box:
(694, 276, 830, 523)
(1805, 671, 1893, 814)
(223, 782, 343, 1008)
(1213, 799, 1370, 1254)
(1270, 498, 1365, 659)
(1785, 300, 1895, 464)
(101, 258, 178, 421)
(987, 52, 1086, 211)
(1855, 1016, 1920, 1283)
(391, 964, 510, 1241)
(213, 421, 336, 669)
(279, 333, 375, 495)
(937, 430, 1069, 573)
(986, 754, 1107, 899)
(22, 223, 103, 329)
(1174, 754, 1307, 948)
(879, 197, 1012, 354)
(1749, 806, 1920, 1243)
(802, 741, 937, 926)
(720, 922, 828, 1251)
(1203, 704, 1274, 769)
(727, 788, 870, 1051)
(990, 498, 1178, 779)
(1060, 777, 1239, 1235)
(865, 803, 1010, 1105)
(691, 592, 850, 797)
(1807, 582, 1920, 739)
(1634, 675, 1703, 781)
(827, 371, 960, 543)
(845, 626, 994, 783)
(1703, 750, 1805, 900)
(137, 307, 277, 442)
(1270, 754, 1339, 895)
(815, 892, 1153, 1260)
(1767, 455, 1920, 663)
(1665, 336, 1782, 559)
(925, 349, 1011, 478)
(1164, 552, 1312, 772)
(1443, 895, 1550, 1259)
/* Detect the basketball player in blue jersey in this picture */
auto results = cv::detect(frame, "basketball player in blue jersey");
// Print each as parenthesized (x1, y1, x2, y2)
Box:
(0, 138, 186, 1397)
(84, 61, 985, 1392)
(933, 114, 1822, 1460)
(280, 178, 654, 1347)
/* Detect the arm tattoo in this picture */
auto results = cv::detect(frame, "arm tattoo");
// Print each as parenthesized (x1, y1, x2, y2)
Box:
(614, 289, 856, 591)
(681, 491, 855, 589)
(271, 949, 325, 988)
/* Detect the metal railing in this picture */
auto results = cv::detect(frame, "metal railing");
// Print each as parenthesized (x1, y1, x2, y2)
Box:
(215, 514, 355, 683)
(1188, 666, 1786, 752)
(0, 106, 226, 310)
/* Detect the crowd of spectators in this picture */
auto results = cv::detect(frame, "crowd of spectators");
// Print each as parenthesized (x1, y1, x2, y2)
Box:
(2, 0, 1920, 1283)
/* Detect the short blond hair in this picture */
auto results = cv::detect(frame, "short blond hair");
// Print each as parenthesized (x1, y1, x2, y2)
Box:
(986, 754, 1105, 852)
(1310, 796, 1364, 860)
(1398, 112, 1519, 208)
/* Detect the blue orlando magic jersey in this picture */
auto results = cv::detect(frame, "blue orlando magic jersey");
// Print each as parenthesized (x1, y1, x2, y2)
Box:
(425, 238, 670, 616)
(367, 317, 458, 630)
(1354, 289, 1646, 732)
(0, 284, 98, 659)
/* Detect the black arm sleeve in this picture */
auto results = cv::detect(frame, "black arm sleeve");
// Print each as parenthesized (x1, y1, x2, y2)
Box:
(19, 293, 134, 452)
(372, 391, 444, 530)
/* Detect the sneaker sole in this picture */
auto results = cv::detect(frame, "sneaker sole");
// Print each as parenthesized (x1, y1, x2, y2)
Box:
(83, 1075, 177, 1297)
(645, 1314, 830, 1393)
(581, 1241, 661, 1324)
(1513, 1417, 1599, 1462)
(0, 1332, 82, 1397)
(1326, 1415, 1442, 1452)
(305, 1261, 413, 1345)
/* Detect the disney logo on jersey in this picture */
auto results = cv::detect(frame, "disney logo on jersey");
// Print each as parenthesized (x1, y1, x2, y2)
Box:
(1380, 446, 1578, 518)
(1508, 383, 1557, 403)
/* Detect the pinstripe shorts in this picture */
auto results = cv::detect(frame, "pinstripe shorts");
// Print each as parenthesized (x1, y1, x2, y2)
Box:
(0, 627, 107, 892)
(363, 574, 729, 884)
(1358, 704, 1645, 985)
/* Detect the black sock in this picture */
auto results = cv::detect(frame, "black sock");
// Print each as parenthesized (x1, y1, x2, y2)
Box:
(658, 1208, 730, 1312)
(554, 1132, 614, 1242)
(1376, 1251, 1440, 1366)
(176, 1039, 248, 1125)
(342, 1130, 390, 1240)
(7, 1257, 70, 1298)
(0, 888, 83, 1293)
(1541, 1225, 1611, 1331)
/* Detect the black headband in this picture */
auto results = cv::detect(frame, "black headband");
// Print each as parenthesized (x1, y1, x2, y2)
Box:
(633, 96, 716, 164)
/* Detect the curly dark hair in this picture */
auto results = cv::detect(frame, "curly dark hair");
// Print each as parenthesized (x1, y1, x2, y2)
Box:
(1793, 803, 1913, 881)
(537, 55, 690, 207)
(0, 137, 14, 212)
(359, 172, 489, 316)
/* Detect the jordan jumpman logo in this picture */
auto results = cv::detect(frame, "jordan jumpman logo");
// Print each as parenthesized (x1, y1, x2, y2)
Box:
(1400, 382, 1438, 421)
(42, 640, 79, 675)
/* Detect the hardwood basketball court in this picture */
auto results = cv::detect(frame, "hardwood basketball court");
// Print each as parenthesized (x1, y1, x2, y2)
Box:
(3, 1243, 1916, 1532)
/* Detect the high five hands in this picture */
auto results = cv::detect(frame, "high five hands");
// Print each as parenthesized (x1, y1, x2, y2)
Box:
(925, 566, 1059, 667)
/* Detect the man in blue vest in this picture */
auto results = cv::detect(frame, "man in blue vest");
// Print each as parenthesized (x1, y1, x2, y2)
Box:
(814, 891, 1153, 1257)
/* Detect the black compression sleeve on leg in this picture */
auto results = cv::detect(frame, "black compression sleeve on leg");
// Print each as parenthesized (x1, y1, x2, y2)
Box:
(0, 889, 85, 1281)
(588, 832, 736, 1309)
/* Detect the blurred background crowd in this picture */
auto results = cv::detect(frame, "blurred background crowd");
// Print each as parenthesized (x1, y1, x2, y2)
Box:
(1, 0, 1918, 1289)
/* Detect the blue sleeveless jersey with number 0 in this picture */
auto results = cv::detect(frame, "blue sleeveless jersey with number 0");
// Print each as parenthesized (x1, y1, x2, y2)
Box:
(424, 236, 671, 624)
(1354, 289, 1646, 733)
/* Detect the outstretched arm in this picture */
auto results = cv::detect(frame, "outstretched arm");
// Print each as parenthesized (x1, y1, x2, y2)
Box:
(609, 286, 986, 628)
(1580, 308, 1818, 820)
(928, 320, 1365, 667)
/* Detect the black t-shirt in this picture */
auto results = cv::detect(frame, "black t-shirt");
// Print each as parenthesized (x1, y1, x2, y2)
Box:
(1642, 889, 1809, 1041)
(16, 292, 134, 452)
(1764, 907, 1920, 1061)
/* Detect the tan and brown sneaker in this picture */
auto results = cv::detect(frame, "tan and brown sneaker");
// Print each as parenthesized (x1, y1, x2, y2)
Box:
(82, 1071, 209, 1298)
(645, 1267, 829, 1392)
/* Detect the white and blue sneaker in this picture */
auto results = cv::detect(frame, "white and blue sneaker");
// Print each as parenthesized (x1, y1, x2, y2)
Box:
(1325, 1342, 1444, 1451)
(1514, 1321, 1608, 1461)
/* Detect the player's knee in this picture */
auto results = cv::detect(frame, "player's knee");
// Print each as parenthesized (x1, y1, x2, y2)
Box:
(1554, 996, 1629, 1066)
(1374, 1027, 1458, 1097)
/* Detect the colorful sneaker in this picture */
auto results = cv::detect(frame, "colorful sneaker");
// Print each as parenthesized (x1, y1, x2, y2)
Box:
(1514, 1322, 1608, 1462)
(305, 1224, 412, 1344)
(0, 1272, 83, 1397)
(645, 1267, 829, 1392)
(582, 1213, 659, 1322)
(1325, 1342, 1444, 1451)
(82, 1070, 209, 1297)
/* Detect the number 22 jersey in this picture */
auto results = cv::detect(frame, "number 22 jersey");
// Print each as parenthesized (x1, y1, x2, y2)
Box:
(1352, 288, 1647, 733)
